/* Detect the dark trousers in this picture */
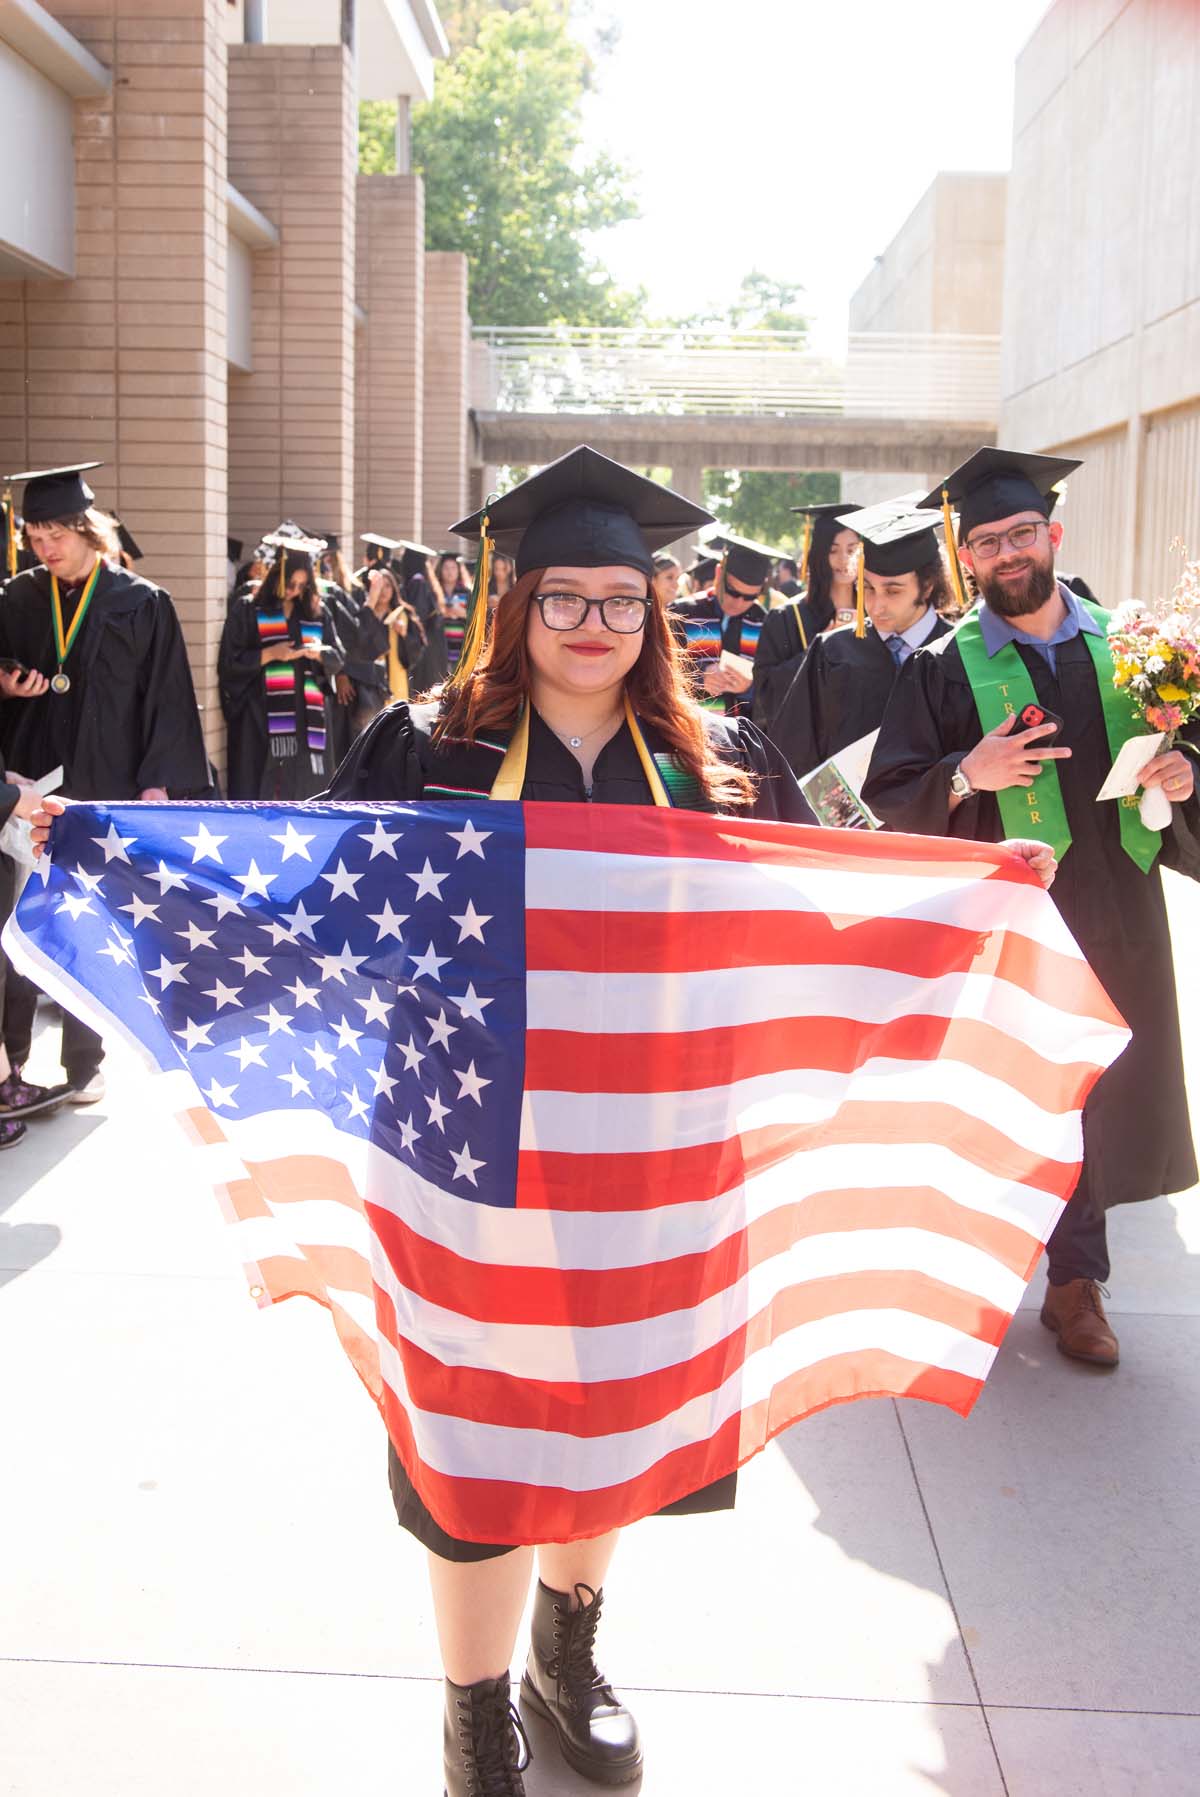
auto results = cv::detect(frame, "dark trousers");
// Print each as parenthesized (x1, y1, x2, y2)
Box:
(2, 956, 104, 1084)
(1045, 1164, 1110, 1285)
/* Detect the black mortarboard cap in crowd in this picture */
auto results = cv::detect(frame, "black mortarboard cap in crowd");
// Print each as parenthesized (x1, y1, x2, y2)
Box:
(452, 445, 714, 579)
(919, 448, 1081, 540)
(7, 462, 103, 524)
(360, 532, 400, 562)
(789, 500, 855, 521)
(114, 520, 143, 561)
(840, 504, 942, 577)
(703, 530, 783, 589)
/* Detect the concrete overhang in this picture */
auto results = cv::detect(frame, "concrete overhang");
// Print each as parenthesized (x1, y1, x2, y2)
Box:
(227, 181, 280, 250)
(359, 0, 446, 101)
(0, 0, 110, 97)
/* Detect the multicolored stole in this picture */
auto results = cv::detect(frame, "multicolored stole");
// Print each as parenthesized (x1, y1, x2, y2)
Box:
(259, 610, 327, 768)
(680, 611, 764, 713)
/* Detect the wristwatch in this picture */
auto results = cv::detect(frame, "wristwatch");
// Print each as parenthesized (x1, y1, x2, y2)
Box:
(949, 761, 974, 801)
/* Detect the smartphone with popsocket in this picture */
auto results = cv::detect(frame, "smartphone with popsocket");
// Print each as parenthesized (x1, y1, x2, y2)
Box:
(1019, 701, 1064, 741)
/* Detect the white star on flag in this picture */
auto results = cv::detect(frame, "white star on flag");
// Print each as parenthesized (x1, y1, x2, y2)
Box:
(450, 900, 491, 945)
(356, 988, 392, 1026)
(321, 860, 364, 901)
(57, 892, 95, 921)
(371, 1063, 398, 1100)
(409, 942, 450, 983)
(366, 898, 408, 942)
(147, 860, 189, 895)
(449, 1141, 485, 1186)
(407, 857, 450, 901)
(278, 1064, 312, 1098)
(204, 980, 244, 1011)
(91, 823, 135, 863)
(148, 956, 188, 990)
(71, 866, 105, 894)
(270, 822, 315, 862)
(399, 1035, 426, 1073)
(427, 1008, 457, 1050)
(97, 939, 132, 966)
(234, 860, 276, 901)
(203, 1077, 238, 1109)
(446, 819, 490, 860)
(344, 1086, 370, 1124)
(232, 945, 271, 978)
(120, 894, 160, 926)
(454, 1060, 492, 1105)
(177, 921, 217, 952)
(359, 819, 401, 859)
(257, 1004, 294, 1037)
(279, 898, 323, 940)
(228, 1038, 268, 1071)
(425, 1089, 450, 1132)
(316, 940, 368, 985)
(202, 891, 243, 921)
(452, 982, 493, 1026)
(397, 1113, 420, 1154)
(177, 1017, 215, 1051)
(182, 823, 226, 865)
(305, 1042, 338, 1075)
(332, 1015, 363, 1055)
(284, 975, 321, 1010)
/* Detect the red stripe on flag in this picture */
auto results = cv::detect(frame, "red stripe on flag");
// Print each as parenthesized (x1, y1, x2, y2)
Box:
(373, 1266, 1006, 1439)
(517, 1103, 1085, 1211)
(368, 1188, 1037, 1331)
(380, 1348, 983, 1546)
(525, 1012, 1098, 1114)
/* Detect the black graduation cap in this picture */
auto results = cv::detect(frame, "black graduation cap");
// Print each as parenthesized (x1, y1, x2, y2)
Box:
(227, 536, 244, 564)
(452, 446, 714, 579)
(844, 507, 942, 577)
(689, 549, 720, 577)
(789, 501, 855, 521)
(703, 530, 783, 588)
(919, 448, 1081, 540)
(360, 532, 400, 564)
(6, 462, 103, 524)
(114, 520, 143, 562)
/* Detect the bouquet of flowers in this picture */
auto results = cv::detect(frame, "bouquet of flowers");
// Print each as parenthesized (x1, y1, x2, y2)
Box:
(1108, 555, 1200, 828)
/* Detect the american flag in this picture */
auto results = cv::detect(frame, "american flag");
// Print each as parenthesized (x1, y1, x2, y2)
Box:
(6, 799, 1128, 1545)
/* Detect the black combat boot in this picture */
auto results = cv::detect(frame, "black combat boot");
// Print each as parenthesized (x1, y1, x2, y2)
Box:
(443, 1672, 530, 1797)
(520, 1581, 643, 1785)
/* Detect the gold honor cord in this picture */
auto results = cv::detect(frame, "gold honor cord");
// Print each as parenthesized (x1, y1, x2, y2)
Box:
(854, 549, 866, 638)
(798, 515, 812, 588)
(49, 557, 103, 694)
(941, 485, 970, 615)
(488, 695, 671, 808)
(2, 488, 16, 578)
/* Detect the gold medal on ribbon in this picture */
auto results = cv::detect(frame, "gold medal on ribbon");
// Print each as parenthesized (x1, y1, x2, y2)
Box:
(50, 557, 102, 694)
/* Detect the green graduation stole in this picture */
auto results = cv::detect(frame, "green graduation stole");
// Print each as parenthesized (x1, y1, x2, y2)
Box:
(954, 599, 1161, 872)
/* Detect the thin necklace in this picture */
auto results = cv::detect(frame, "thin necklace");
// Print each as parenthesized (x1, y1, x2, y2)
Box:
(544, 709, 623, 752)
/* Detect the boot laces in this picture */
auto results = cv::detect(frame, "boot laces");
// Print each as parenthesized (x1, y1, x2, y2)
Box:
(1080, 1280, 1111, 1316)
(458, 1683, 530, 1797)
(552, 1584, 615, 1709)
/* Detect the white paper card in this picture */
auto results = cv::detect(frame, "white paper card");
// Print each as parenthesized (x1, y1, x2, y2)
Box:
(718, 649, 754, 681)
(1095, 732, 1165, 802)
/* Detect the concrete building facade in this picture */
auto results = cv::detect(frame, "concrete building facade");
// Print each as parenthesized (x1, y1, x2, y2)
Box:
(1000, 0, 1200, 605)
(0, 0, 467, 766)
(843, 171, 1007, 508)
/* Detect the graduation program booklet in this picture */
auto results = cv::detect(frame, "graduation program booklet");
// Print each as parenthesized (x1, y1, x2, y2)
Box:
(799, 731, 881, 831)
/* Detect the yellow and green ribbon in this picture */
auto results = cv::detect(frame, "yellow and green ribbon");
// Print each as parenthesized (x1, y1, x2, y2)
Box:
(50, 557, 103, 674)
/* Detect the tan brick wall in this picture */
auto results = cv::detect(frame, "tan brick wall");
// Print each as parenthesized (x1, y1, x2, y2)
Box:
(355, 173, 424, 540)
(226, 42, 356, 556)
(421, 251, 469, 549)
(0, 0, 230, 764)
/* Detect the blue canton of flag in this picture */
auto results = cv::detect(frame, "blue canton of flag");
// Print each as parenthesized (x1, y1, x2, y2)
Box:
(12, 801, 526, 1207)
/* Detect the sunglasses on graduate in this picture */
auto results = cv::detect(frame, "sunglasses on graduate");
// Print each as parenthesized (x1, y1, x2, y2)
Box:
(534, 592, 651, 633)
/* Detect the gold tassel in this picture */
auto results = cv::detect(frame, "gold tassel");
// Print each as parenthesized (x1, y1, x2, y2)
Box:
(445, 503, 495, 691)
(277, 545, 287, 598)
(854, 546, 866, 638)
(387, 624, 409, 703)
(941, 485, 969, 615)
(798, 515, 812, 588)
(715, 554, 728, 602)
(3, 489, 15, 579)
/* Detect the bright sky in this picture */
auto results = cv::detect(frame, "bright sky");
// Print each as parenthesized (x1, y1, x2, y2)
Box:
(580, 0, 1050, 347)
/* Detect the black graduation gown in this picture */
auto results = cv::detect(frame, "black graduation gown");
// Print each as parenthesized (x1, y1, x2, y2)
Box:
(669, 593, 770, 718)
(320, 580, 361, 766)
(322, 698, 814, 1554)
(0, 564, 209, 799)
(403, 573, 449, 695)
(771, 616, 952, 778)
(752, 591, 837, 738)
(862, 621, 1200, 1210)
(217, 594, 345, 801)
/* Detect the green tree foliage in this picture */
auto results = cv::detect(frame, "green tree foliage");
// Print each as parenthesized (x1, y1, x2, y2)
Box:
(703, 471, 841, 555)
(360, 1, 644, 328)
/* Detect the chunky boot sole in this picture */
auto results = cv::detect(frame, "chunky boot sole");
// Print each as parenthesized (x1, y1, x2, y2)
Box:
(519, 1674, 642, 1787)
(1039, 1304, 1119, 1367)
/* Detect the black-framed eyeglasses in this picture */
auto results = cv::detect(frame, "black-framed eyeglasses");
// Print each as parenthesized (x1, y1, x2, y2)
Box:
(534, 592, 651, 634)
(965, 520, 1049, 562)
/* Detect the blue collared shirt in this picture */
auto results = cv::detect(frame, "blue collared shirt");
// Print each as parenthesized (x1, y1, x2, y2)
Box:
(977, 582, 1102, 675)
(877, 605, 941, 665)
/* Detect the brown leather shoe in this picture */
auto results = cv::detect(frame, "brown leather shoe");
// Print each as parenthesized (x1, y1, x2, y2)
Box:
(1040, 1279, 1119, 1366)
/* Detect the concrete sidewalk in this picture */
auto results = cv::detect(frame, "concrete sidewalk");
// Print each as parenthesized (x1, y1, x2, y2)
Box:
(1, 874, 1198, 1796)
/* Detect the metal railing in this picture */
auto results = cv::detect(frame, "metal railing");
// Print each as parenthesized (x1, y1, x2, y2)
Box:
(470, 329, 1001, 422)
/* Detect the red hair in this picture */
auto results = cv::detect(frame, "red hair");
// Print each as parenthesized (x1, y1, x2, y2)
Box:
(435, 569, 755, 810)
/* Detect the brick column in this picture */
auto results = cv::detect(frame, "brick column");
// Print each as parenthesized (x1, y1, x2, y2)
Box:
(355, 173, 425, 537)
(226, 42, 356, 551)
(421, 252, 470, 548)
(0, 0, 230, 761)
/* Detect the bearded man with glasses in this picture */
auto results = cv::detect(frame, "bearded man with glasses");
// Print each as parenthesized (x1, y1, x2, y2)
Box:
(864, 448, 1200, 1371)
